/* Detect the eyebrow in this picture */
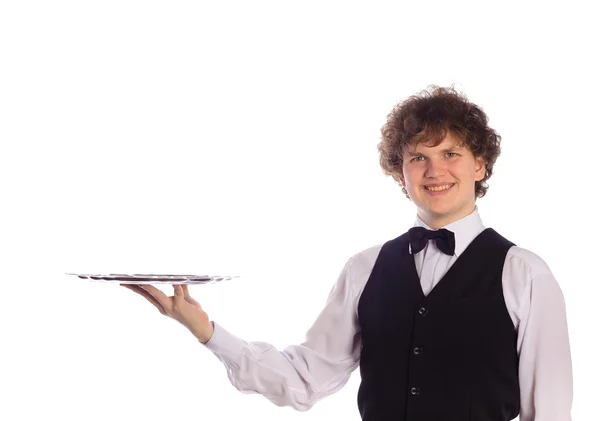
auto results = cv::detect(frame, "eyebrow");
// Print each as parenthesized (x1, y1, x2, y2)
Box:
(406, 147, 460, 157)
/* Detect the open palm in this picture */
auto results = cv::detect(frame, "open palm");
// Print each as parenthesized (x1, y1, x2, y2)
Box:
(121, 283, 213, 342)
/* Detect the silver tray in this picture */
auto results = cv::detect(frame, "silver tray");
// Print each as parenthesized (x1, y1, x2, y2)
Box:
(66, 273, 237, 284)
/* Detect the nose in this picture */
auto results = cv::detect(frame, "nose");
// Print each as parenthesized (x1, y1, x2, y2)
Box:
(425, 158, 447, 178)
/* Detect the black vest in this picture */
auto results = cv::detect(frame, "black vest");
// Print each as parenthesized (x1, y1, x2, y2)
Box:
(357, 228, 520, 421)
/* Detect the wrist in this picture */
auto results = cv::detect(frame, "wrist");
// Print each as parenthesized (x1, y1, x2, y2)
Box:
(195, 321, 215, 344)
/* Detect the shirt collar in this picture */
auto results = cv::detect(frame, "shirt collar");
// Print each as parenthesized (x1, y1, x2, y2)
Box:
(412, 206, 486, 257)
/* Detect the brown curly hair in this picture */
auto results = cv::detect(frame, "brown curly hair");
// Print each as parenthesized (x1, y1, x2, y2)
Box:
(377, 85, 502, 198)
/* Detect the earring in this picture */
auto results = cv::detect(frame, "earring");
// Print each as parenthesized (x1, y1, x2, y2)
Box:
(401, 186, 411, 200)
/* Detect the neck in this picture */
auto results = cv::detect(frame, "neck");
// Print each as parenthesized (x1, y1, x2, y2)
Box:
(418, 204, 476, 229)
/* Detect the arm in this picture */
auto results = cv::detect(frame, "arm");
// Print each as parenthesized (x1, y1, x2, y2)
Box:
(516, 270, 573, 421)
(202, 257, 362, 411)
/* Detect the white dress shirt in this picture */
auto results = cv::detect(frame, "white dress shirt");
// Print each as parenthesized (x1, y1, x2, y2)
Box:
(203, 207, 573, 420)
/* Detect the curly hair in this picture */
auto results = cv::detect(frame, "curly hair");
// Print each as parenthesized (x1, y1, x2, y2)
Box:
(377, 85, 502, 198)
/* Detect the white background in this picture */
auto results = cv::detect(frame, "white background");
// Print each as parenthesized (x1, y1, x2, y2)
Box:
(1, 1, 598, 420)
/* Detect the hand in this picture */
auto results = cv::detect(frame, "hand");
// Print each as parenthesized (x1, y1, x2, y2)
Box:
(120, 283, 214, 343)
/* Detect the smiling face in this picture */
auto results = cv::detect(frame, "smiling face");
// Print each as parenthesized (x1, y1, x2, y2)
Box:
(399, 133, 486, 229)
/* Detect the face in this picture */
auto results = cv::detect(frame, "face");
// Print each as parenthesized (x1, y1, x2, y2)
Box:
(399, 134, 486, 229)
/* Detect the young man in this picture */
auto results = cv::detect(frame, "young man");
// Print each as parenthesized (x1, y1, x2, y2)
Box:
(122, 86, 573, 421)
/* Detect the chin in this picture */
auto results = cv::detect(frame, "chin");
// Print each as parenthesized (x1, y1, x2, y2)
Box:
(419, 201, 458, 216)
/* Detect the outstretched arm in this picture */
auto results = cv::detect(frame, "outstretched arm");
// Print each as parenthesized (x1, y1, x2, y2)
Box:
(122, 256, 363, 411)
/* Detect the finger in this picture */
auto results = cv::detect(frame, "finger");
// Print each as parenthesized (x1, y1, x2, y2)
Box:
(172, 284, 186, 308)
(181, 284, 201, 306)
(173, 284, 184, 298)
(121, 284, 166, 314)
(138, 284, 171, 307)
(121, 284, 167, 315)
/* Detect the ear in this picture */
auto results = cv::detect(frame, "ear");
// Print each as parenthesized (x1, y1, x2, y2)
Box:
(398, 172, 405, 187)
(474, 156, 486, 181)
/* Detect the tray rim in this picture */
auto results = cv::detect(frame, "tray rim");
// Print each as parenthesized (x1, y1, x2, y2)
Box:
(65, 273, 238, 284)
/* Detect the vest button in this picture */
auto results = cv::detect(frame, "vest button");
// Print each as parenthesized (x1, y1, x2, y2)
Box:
(418, 306, 428, 316)
(410, 387, 420, 395)
(413, 346, 423, 355)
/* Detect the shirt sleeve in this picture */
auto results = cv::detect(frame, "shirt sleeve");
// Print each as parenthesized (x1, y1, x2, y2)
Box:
(202, 255, 363, 411)
(513, 254, 573, 421)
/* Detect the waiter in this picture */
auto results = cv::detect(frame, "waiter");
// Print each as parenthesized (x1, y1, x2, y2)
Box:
(123, 85, 573, 421)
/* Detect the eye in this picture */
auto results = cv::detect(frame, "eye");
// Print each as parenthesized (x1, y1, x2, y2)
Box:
(446, 152, 458, 158)
(411, 156, 425, 162)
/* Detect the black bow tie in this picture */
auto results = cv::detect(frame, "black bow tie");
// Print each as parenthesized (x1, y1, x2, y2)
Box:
(408, 226, 456, 256)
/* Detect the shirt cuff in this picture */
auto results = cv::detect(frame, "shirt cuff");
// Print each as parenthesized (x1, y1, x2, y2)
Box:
(201, 321, 247, 361)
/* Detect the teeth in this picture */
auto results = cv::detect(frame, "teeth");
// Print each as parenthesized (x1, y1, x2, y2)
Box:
(425, 184, 453, 192)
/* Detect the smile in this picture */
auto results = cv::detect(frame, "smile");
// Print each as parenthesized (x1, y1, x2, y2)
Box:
(424, 184, 454, 192)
